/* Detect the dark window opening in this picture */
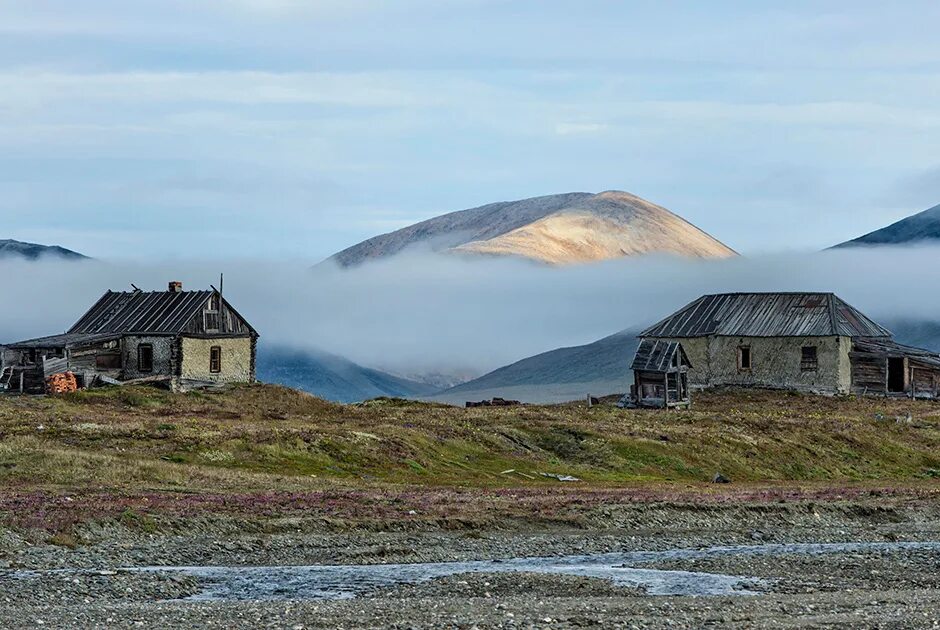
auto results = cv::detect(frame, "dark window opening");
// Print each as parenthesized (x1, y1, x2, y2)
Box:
(210, 346, 222, 373)
(738, 346, 751, 371)
(801, 346, 818, 372)
(888, 357, 905, 392)
(138, 344, 153, 373)
(96, 353, 122, 370)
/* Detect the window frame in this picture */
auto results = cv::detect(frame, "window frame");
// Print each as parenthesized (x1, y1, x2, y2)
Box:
(800, 345, 818, 372)
(209, 345, 222, 373)
(737, 345, 752, 372)
(137, 343, 154, 373)
(204, 294, 221, 333)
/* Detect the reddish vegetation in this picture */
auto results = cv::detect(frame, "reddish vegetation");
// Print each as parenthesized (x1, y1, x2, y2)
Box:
(3, 484, 938, 534)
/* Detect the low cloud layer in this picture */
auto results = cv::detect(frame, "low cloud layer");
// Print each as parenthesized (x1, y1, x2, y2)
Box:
(1, 247, 939, 376)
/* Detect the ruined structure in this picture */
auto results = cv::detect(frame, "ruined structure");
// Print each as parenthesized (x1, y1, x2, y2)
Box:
(636, 292, 940, 398)
(630, 339, 693, 408)
(1, 282, 258, 393)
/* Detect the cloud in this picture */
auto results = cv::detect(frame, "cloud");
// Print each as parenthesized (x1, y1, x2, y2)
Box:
(0, 72, 427, 109)
(554, 122, 608, 136)
(3, 248, 940, 379)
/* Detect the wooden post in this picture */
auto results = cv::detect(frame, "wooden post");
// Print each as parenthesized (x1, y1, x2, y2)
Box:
(663, 372, 669, 409)
(19, 371, 23, 394)
(884, 358, 889, 398)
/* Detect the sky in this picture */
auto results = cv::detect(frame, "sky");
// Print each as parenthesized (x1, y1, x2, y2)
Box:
(2, 1, 940, 260)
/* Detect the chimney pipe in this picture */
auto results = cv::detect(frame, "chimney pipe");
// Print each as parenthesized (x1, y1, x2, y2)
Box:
(168, 281, 183, 293)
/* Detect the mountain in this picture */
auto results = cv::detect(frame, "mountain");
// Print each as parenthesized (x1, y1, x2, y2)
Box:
(887, 319, 940, 353)
(326, 191, 737, 267)
(0, 239, 87, 260)
(833, 203, 940, 247)
(429, 329, 641, 405)
(255, 345, 439, 403)
(430, 318, 940, 406)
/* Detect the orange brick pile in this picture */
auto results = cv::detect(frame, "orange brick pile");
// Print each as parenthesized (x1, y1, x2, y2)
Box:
(45, 371, 78, 394)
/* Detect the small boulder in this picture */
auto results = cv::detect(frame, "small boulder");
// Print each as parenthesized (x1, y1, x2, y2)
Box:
(711, 472, 730, 484)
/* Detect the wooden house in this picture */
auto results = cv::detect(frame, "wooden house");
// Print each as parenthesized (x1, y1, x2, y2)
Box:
(636, 292, 940, 398)
(1, 282, 259, 393)
(630, 339, 692, 408)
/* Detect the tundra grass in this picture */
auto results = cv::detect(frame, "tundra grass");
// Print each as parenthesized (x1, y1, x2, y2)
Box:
(1, 384, 939, 494)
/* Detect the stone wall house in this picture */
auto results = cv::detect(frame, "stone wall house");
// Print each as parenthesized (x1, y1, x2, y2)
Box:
(0, 282, 259, 392)
(636, 292, 940, 398)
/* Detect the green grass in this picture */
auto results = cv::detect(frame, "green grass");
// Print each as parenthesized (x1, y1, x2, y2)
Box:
(1, 384, 940, 494)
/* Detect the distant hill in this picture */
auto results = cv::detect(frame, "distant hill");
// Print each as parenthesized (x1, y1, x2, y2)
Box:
(0, 239, 87, 261)
(430, 330, 641, 405)
(888, 319, 940, 353)
(429, 318, 940, 406)
(833, 203, 940, 247)
(326, 191, 736, 267)
(256, 345, 439, 403)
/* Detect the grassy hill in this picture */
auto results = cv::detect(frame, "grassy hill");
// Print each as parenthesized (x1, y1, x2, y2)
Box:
(2, 384, 940, 534)
(2, 384, 939, 492)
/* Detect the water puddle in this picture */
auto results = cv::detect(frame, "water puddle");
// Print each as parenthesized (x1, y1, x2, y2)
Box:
(9, 541, 940, 602)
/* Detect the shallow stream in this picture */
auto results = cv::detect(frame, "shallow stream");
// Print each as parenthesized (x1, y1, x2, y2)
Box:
(13, 541, 940, 601)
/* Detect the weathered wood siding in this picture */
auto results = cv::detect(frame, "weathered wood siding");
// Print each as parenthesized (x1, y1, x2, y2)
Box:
(181, 297, 254, 336)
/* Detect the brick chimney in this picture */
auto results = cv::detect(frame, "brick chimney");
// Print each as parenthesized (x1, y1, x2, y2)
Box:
(168, 281, 183, 293)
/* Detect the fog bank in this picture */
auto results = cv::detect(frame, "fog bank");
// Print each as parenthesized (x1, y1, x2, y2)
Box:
(1, 247, 939, 375)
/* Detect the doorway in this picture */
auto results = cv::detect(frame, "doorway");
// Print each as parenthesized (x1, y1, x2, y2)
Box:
(887, 357, 906, 393)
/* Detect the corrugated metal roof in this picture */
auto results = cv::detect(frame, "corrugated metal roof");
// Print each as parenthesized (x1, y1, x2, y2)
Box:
(630, 339, 692, 372)
(641, 293, 891, 339)
(68, 290, 214, 334)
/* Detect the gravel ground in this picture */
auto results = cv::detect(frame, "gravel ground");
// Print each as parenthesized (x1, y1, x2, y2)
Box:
(2, 501, 940, 628)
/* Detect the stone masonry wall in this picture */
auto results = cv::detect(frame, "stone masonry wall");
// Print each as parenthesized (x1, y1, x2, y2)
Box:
(123, 336, 174, 379)
(179, 336, 253, 383)
(654, 335, 851, 393)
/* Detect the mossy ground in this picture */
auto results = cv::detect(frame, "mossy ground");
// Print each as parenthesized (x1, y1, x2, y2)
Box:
(1, 384, 939, 493)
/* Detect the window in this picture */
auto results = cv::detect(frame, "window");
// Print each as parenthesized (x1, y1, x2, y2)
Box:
(210, 346, 222, 373)
(96, 353, 122, 370)
(204, 311, 220, 332)
(138, 344, 154, 373)
(204, 293, 221, 332)
(738, 346, 752, 371)
(800, 346, 818, 372)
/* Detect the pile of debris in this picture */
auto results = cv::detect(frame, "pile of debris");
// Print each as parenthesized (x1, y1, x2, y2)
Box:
(45, 371, 78, 395)
(466, 397, 522, 408)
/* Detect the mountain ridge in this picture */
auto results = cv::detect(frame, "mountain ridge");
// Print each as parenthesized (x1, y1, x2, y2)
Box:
(833, 203, 940, 248)
(0, 239, 88, 261)
(255, 345, 439, 403)
(326, 191, 736, 267)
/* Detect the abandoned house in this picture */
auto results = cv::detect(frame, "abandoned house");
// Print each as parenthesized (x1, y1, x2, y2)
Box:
(635, 292, 940, 399)
(0, 282, 259, 393)
(630, 339, 693, 408)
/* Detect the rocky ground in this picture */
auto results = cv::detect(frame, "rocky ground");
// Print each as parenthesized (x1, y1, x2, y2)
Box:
(2, 499, 940, 628)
